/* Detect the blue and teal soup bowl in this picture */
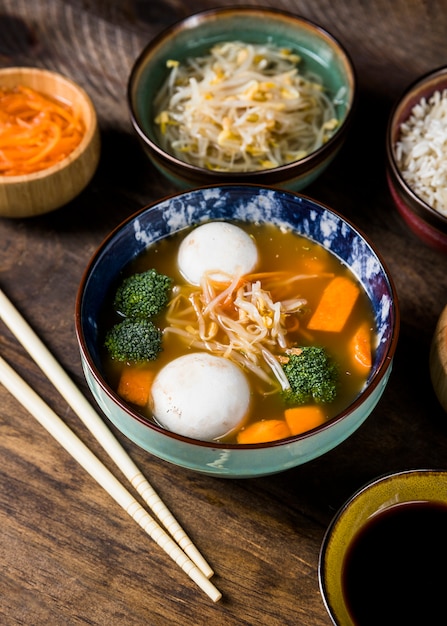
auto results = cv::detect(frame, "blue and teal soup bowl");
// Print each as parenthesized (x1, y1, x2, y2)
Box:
(127, 7, 356, 191)
(75, 184, 399, 478)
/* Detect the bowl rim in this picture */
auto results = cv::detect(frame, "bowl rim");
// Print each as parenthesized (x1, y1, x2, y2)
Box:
(386, 64, 447, 232)
(127, 6, 357, 179)
(76, 183, 400, 451)
(0, 66, 98, 183)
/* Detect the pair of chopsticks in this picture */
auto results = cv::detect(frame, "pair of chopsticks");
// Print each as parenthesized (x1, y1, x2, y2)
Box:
(0, 288, 221, 603)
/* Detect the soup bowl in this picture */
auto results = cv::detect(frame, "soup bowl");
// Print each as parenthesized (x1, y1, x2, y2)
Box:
(319, 469, 447, 625)
(75, 184, 399, 478)
(127, 7, 356, 191)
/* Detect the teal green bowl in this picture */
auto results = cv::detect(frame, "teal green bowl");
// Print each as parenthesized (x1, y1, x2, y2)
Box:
(127, 7, 356, 191)
(319, 470, 447, 625)
(75, 184, 398, 479)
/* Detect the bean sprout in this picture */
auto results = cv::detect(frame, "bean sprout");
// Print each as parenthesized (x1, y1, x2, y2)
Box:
(164, 270, 309, 390)
(154, 41, 339, 171)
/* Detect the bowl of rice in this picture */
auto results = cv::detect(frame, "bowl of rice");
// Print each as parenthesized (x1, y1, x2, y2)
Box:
(386, 66, 447, 254)
(127, 7, 356, 191)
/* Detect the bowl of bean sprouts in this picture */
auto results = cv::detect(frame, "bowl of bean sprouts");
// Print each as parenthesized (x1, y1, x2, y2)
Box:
(127, 7, 356, 191)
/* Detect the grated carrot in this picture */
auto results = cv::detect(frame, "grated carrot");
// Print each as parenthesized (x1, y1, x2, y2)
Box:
(307, 276, 360, 332)
(0, 85, 85, 176)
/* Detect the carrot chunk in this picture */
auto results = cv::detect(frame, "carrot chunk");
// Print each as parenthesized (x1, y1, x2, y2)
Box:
(307, 276, 360, 332)
(237, 419, 291, 444)
(284, 405, 326, 435)
(117, 366, 155, 406)
(351, 322, 372, 371)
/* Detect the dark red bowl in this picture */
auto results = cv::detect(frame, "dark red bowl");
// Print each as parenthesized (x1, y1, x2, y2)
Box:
(386, 66, 447, 254)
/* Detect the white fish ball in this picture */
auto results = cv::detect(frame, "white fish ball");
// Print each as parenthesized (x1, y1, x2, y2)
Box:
(150, 352, 251, 440)
(178, 221, 258, 285)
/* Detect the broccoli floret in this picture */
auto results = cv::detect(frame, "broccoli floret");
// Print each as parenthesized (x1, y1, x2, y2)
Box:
(104, 318, 162, 363)
(281, 346, 338, 406)
(113, 269, 173, 319)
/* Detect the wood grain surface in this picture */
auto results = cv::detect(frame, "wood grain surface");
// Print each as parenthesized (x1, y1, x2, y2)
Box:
(0, 1, 446, 625)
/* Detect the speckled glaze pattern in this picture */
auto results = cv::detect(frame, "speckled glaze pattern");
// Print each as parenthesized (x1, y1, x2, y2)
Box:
(76, 184, 399, 478)
(318, 469, 447, 625)
(127, 6, 356, 191)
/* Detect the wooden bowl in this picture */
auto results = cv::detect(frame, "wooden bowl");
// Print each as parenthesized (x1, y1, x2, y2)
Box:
(0, 67, 100, 218)
(430, 304, 447, 413)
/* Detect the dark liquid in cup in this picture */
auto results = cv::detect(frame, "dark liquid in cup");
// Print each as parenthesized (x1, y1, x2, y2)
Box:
(342, 500, 447, 625)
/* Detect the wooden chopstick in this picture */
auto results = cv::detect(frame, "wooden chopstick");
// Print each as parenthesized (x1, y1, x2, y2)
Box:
(0, 354, 221, 603)
(0, 288, 212, 578)
(0, 289, 215, 581)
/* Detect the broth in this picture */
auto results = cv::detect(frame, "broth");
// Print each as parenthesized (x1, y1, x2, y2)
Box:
(100, 221, 376, 443)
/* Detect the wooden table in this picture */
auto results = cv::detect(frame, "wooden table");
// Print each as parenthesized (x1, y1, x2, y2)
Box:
(1, 1, 446, 624)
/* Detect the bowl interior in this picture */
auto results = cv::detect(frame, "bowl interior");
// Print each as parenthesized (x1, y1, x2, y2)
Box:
(129, 8, 355, 155)
(77, 184, 398, 446)
(319, 469, 447, 625)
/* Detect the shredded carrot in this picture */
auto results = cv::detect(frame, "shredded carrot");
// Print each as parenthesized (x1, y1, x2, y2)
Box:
(307, 276, 360, 332)
(284, 405, 326, 435)
(207, 275, 245, 312)
(0, 85, 85, 176)
(350, 322, 372, 372)
(236, 419, 291, 444)
(117, 365, 155, 406)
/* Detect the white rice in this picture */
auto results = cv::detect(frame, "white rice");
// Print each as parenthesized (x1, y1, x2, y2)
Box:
(395, 88, 447, 217)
